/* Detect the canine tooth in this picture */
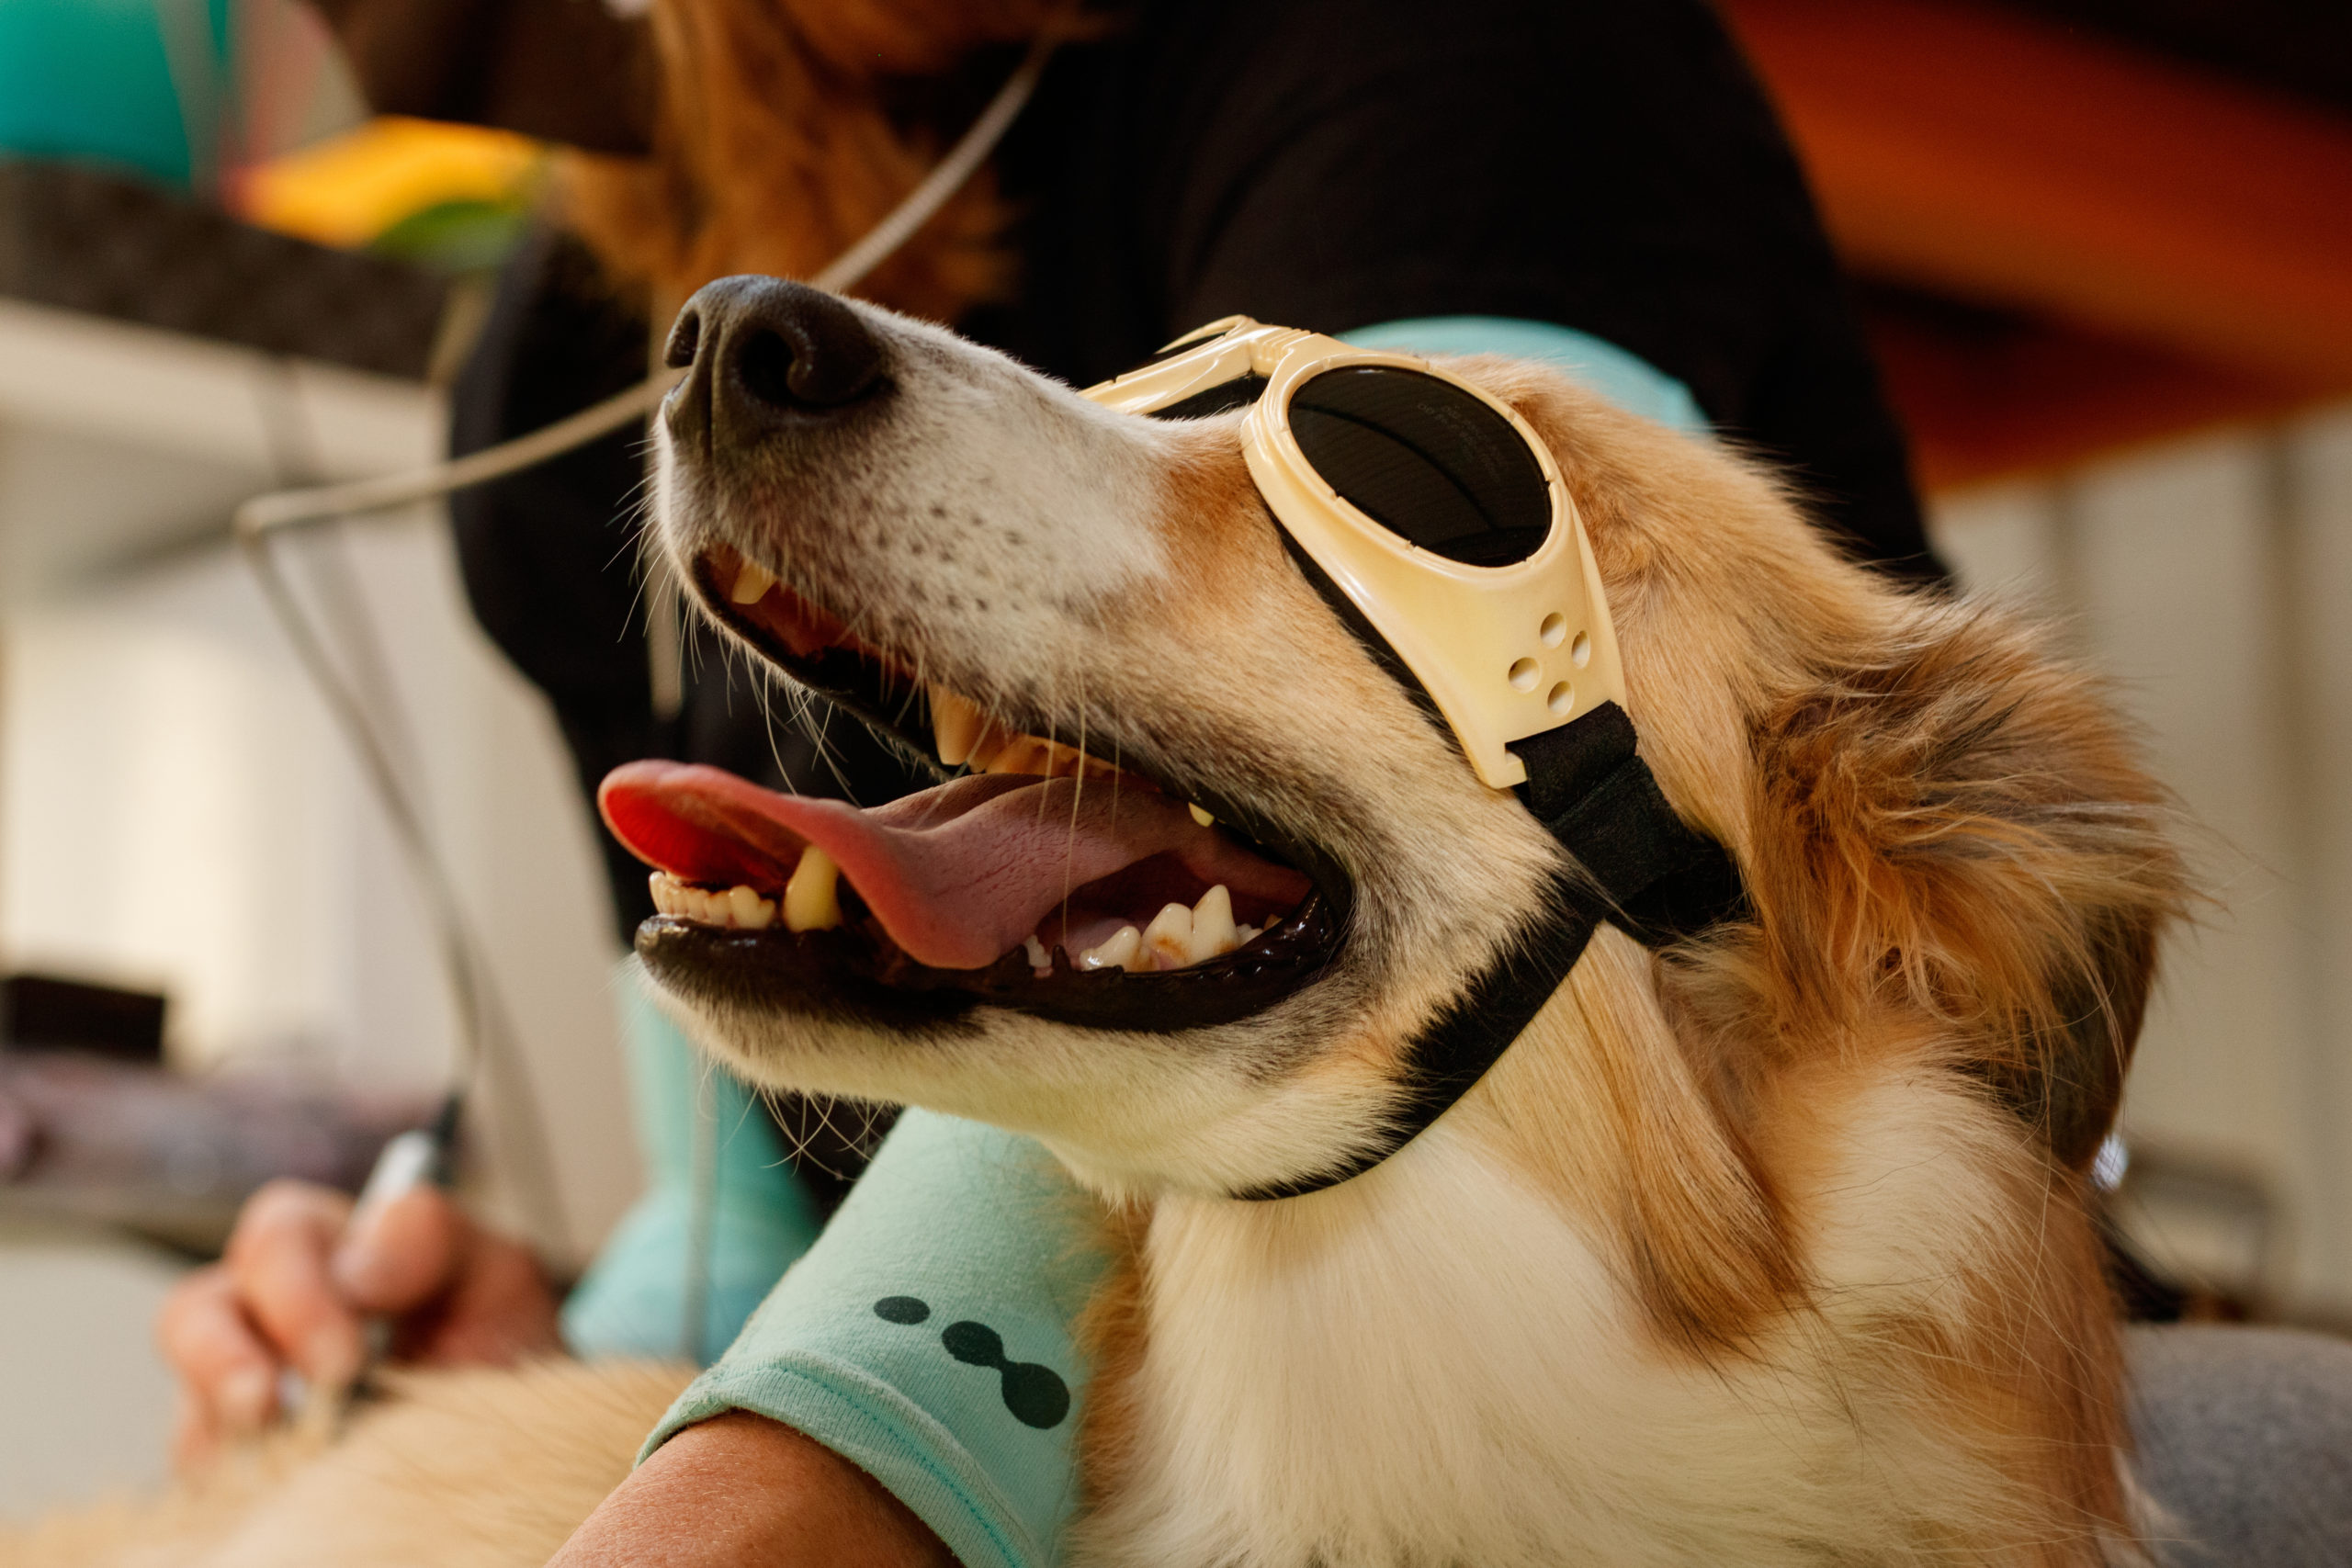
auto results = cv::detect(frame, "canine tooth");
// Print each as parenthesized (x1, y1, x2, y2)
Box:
(1080, 925, 1142, 972)
(1186, 885, 1237, 964)
(1142, 901, 1193, 970)
(1023, 934, 1050, 972)
(649, 872, 682, 917)
(729, 885, 775, 930)
(1187, 803, 1215, 828)
(785, 846, 843, 932)
(729, 559, 776, 604)
(932, 687, 988, 766)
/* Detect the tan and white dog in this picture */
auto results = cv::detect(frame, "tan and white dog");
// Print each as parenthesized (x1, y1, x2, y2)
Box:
(10, 280, 2184, 1568)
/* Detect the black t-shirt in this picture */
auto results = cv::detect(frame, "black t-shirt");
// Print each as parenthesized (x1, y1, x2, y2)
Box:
(453, 0, 1938, 953)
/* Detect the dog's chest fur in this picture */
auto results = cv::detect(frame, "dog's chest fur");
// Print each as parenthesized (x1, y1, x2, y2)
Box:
(1075, 1124, 1889, 1568)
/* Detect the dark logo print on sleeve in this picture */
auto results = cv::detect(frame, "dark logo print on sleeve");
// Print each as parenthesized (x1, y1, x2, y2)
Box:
(872, 1296, 1071, 1429)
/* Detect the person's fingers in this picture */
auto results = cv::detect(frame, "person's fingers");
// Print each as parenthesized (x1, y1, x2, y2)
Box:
(407, 1224, 562, 1367)
(171, 1388, 221, 1474)
(155, 1266, 280, 1435)
(332, 1183, 468, 1317)
(224, 1179, 365, 1389)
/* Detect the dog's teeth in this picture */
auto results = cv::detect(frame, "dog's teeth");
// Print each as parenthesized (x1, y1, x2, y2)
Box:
(1187, 803, 1215, 828)
(984, 735, 1046, 775)
(1141, 901, 1193, 971)
(729, 559, 776, 604)
(1186, 885, 1237, 964)
(965, 722, 1014, 770)
(1023, 934, 1051, 973)
(650, 872, 684, 917)
(784, 846, 843, 932)
(932, 687, 988, 766)
(1080, 925, 1143, 972)
(728, 885, 776, 931)
(1235, 923, 1261, 947)
(652, 872, 780, 931)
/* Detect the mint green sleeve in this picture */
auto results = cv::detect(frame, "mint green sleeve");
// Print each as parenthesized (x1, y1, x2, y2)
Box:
(560, 962, 827, 1363)
(629, 320, 1697, 1568)
(642, 1110, 1103, 1568)
(1340, 315, 1710, 434)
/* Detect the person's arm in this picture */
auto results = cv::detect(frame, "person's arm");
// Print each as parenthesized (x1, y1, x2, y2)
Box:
(555, 1411, 957, 1568)
(612, 1109, 1102, 1568)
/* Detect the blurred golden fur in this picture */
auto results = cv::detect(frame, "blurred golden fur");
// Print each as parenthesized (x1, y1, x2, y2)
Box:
(0, 1361, 691, 1568)
(560, 0, 1064, 316)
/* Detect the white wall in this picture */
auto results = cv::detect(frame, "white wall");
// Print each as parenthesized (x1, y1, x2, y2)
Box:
(0, 523, 641, 1262)
(1930, 401, 2352, 1317)
(0, 308, 641, 1266)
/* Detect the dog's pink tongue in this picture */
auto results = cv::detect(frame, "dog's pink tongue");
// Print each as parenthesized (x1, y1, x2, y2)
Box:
(599, 761, 1305, 969)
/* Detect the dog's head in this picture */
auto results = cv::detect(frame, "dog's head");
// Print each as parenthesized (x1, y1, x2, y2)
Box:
(606, 276, 2183, 1202)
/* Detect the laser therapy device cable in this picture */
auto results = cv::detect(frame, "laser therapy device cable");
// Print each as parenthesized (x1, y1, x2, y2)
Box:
(230, 31, 1057, 1286)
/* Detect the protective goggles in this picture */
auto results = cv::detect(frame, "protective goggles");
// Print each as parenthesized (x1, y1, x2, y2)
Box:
(1083, 317, 1625, 793)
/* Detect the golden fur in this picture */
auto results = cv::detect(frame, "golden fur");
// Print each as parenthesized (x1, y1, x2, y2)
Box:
(9, 317, 2185, 1564)
(560, 0, 1063, 316)
(1047, 366, 2182, 1564)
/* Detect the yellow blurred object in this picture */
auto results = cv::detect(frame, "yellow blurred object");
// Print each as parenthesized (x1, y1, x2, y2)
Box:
(237, 117, 543, 249)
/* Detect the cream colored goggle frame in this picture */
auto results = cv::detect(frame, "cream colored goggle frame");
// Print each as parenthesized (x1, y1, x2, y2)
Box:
(1083, 316, 1626, 792)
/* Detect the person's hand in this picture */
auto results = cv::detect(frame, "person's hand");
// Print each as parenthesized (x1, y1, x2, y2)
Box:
(548, 1411, 956, 1567)
(157, 1178, 562, 1468)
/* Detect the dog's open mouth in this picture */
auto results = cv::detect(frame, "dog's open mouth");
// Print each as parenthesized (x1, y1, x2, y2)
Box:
(600, 547, 1346, 1031)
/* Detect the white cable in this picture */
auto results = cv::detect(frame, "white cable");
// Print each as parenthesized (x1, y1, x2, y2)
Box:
(232, 28, 1057, 542)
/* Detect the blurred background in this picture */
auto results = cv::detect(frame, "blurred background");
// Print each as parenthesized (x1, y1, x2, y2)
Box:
(0, 0, 2346, 1520)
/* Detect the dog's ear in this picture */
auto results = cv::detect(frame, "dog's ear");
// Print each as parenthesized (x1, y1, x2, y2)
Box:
(1734, 602, 2185, 1170)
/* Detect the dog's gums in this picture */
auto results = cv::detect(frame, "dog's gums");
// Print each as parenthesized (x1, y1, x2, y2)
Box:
(595, 545, 1343, 1031)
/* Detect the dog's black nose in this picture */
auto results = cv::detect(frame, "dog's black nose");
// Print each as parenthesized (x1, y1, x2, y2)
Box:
(664, 276, 887, 448)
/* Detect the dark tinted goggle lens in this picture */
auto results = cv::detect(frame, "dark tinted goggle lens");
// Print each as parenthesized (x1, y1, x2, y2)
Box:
(1148, 374, 1269, 423)
(1288, 367, 1552, 567)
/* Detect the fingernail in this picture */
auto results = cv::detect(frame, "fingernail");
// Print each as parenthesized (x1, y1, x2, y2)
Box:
(328, 1243, 375, 1300)
(220, 1366, 276, 1430)
(330, 1219, 390, 1300)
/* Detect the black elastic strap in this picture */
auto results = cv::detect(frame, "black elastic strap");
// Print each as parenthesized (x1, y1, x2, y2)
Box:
(1510, 702, 1747, 942)
(1235, 702, 1744, 1201)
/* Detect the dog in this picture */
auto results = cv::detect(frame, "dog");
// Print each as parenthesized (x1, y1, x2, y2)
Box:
(9, 282, 2182, 1567)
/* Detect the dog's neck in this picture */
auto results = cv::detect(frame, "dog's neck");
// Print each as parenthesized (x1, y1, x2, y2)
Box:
(1069, 937, 1762, 1566)
(1071, 1091, 1804, 1568)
